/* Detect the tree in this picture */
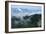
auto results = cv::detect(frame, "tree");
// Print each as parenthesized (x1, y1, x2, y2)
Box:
(31, 14, 41, 27)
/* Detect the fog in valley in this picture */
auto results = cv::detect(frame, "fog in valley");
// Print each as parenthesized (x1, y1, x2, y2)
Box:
(11, 5, 42, 28)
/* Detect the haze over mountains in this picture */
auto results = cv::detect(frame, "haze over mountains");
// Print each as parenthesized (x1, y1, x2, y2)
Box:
(11, 5, 41, 17)
(11, 5, 42, 28)
(11, 14, 41, 28)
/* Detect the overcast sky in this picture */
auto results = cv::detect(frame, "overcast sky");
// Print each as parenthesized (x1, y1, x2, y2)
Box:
(11, 5, 42, 17)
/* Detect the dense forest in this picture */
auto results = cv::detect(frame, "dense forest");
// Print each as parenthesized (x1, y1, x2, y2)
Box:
(11, 14, 41, 28)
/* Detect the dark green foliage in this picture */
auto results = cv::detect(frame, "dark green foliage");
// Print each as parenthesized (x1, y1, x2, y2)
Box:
(31, 14, 41, 27)
(23, 15, 30, 19)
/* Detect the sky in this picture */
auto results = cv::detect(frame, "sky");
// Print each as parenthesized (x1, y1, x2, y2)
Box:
(11, 5, 42, 17)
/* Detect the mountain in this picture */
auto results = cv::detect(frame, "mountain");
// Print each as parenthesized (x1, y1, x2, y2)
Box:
(11, 14, 41, 28)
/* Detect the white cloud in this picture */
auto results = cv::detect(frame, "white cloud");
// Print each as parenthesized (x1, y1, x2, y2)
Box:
(18, 8, 22, 12)
(14, 11, 41, 18)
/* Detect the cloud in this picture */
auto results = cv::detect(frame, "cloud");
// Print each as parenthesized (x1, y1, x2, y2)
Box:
(11, 5, 42, 17)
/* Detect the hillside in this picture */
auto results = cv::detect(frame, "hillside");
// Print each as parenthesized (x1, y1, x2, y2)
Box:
(11, 14, 41, 28)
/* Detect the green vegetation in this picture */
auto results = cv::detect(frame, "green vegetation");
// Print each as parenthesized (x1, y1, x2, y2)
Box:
(11, 14, 41, 28)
